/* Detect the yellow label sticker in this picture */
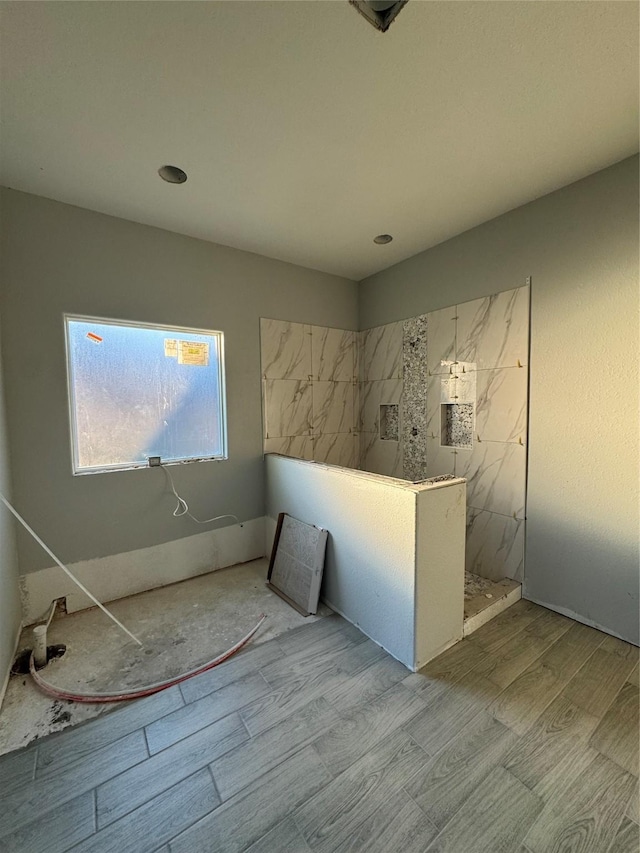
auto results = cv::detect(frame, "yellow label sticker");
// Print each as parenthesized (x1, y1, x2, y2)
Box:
(164, 339, 178, 358)
(178, 341, 209, 366)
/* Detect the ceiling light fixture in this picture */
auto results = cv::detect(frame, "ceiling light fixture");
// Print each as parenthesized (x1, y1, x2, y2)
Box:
(158, 165, 188, 184)
(349, 0, 409, 33)
(373, 234, 393, 245)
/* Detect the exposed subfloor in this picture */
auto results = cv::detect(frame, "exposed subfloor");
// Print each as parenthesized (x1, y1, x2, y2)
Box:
(0, 558, 330, 757)
(0, 603, 637, 852)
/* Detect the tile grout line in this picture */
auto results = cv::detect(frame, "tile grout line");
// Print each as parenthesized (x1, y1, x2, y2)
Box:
(207, 764, 222, 806)
(489, 623, 610, 739)
(466, 603, 548, 656)
(92, 786, 98, 836)
(31, 688, 187, 776)
(588, 649, 638, 727)
(93, 713, 249, 830)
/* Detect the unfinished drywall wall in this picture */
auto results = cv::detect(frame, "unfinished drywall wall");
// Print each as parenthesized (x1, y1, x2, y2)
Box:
(0, 189, 358, 592)
(265, 454, 465, 669)
(0, 316, 21, 704)
(359, 155, 639, 644)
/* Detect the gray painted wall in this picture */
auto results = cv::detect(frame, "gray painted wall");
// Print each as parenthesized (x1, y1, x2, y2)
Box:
(0, 188, 357, 574)
(359, 156, 639, 644)
(0, 314, 21, 695)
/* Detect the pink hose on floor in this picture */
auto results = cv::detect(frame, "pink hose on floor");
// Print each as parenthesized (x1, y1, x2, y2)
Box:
(29, 614, 267, 704)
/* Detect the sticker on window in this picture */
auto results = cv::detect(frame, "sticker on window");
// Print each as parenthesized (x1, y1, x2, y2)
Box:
(178, 341, 209, 366)
(164, 339, 178, 358)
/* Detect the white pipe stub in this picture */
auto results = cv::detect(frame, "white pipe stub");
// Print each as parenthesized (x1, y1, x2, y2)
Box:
(32, 624, 48, 668)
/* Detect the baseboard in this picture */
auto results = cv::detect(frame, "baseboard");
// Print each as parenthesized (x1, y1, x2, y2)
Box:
(0, 619, 22, 713)
(522, 593, 639, 647)
(19, 517, 266, 626)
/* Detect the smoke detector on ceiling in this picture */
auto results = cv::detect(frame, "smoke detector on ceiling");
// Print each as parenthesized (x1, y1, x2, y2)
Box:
(349, 1, 409, 33)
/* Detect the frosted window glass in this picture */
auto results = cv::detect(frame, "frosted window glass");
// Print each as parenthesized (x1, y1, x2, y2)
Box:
(66, 317, 226, 472)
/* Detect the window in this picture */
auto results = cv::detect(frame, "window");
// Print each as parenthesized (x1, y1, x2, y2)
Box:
(65, 315, 227, 473)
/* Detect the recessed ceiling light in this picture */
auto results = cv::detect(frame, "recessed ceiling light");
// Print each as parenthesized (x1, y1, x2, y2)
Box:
(158, 165, 187, 184)
(373, 234, 393, 245)
(350, 1, 409, 33)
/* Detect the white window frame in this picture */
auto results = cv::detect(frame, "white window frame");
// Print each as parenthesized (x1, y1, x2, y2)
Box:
(64, 314, 228, 475)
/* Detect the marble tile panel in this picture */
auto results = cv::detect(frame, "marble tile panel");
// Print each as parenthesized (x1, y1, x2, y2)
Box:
(475, 367, 528, 443)
(466, 508, 525, 581)
(379, 377, 403, 406)
(359, 431, 378, 469)
(314, 433, 358, 468)
(260, 319, 311, 380)
(352, 381, 360, 435)
(456, 439, 527, 518)
(426, 374, 441, 438)
(359, 381, 379, 434)
(263, 436, 314, 461)
(362, 321, 403, 381)
(426, 436, 455, 479)
(311, 327, 355, 382)
(456, 285, 529, 370)
(312, 381, 354, 436)
(453, 443, 472, 476)
(263, 379, 312, 438)
(426, 306, 456, 375)
(356, 331, 366, 383)
(362, 435, 404, 479)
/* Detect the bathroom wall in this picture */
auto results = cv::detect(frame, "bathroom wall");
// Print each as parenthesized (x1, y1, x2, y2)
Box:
(0, 188, 358, 593)
(260, 319, 359, 467)
(0, 316, 21, 707)
(426, 286, 529, 581)
(358, 156, 639, 644)
(357, 285, 530, 582)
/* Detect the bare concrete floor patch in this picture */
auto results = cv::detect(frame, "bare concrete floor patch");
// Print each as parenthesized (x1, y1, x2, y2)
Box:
(0, 558, 330, 757)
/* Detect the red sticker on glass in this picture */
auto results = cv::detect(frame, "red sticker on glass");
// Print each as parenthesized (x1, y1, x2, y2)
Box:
(86, 332, 103, 343)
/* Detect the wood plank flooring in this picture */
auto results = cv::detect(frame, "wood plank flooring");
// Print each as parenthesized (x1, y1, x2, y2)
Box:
(0, 604, 637, 853)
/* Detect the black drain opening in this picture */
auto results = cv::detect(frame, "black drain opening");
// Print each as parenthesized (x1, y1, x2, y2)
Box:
(11, 644, 67, 674)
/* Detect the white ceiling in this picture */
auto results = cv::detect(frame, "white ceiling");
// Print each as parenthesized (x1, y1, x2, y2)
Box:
(1, 1, 638, 281)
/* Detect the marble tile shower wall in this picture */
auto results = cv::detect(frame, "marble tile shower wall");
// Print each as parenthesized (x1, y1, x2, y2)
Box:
(260, 319, 358, 468)
(261, 285, 529, 582)
(358, 285, 530, 583)
(425, 285, 529, 582)
(357, 321, 404, 478)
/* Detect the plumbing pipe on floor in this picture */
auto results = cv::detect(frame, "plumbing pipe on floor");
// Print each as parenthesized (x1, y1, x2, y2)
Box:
(29, 614, 266, 704)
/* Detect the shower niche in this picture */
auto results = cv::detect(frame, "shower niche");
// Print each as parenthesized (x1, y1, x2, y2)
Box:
(379, 404, 399, 441)
(439, 365, 476, 448)
(441, 403, 474, 448)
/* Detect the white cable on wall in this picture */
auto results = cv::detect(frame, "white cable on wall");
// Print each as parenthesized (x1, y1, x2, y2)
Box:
(161, 465, 240, 526)
(0, 493, 143, 647)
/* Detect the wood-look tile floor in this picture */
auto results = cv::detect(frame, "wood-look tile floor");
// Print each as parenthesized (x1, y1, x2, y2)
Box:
(0, 602, 638, 853)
